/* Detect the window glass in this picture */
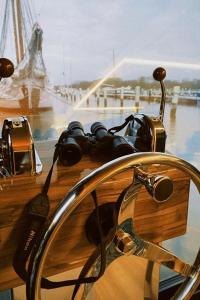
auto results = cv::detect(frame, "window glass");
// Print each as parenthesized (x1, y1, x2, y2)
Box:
(0, 0, 200, 284)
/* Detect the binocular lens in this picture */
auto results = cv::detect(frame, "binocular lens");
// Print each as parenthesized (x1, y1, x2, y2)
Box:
(112, 137, 134, 158)
(58, 137, 82, 166)
(91, 122, 107, 135)
(68, 121, 84, 132)
(91, 122, 111, 142)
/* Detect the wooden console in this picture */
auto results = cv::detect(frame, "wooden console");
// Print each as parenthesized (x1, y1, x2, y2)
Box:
(0, 141, 190, 290)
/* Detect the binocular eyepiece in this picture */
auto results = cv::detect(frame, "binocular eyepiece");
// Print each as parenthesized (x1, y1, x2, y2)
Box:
(91, 122, 134, 158)
(58, 121, 135, 166)
(58, 121, 89, 166)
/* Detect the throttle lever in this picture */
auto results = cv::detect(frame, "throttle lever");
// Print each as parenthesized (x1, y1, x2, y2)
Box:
(153, 67, 166, 122)
(135, 167, 173, 203)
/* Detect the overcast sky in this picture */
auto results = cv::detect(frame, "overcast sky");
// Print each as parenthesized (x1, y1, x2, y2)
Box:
(2, 0, 200, 83)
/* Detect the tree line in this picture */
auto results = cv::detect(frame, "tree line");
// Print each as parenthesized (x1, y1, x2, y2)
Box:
(70, 77, 200, 90)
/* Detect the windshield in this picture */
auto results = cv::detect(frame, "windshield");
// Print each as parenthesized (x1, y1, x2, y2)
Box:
(0, 0, 200, 287)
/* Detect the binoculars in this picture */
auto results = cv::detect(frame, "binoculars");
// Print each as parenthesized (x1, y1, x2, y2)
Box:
(58, 121, 137, 166)
(58, 112, 167, 166)
(57, 121, 90, 166)
(58, 67, 167, 166)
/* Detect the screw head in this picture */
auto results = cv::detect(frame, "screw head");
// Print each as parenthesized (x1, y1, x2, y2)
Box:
(114, 229, 136, 254)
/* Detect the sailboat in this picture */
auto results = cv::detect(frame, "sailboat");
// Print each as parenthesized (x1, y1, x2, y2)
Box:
(0, 0, 53, 113)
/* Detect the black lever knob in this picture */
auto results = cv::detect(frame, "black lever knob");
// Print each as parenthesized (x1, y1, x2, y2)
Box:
(153, 67, 166, 82)
(153, 67, 166, 122)
(0, 58, 14, 79)
(135, 168, 173, 203)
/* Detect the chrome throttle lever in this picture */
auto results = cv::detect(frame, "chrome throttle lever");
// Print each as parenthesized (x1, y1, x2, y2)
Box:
(135, 167, 174, 203)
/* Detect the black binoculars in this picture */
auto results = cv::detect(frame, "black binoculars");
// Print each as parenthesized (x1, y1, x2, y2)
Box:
(91, 121, 135, 157)
(57, 66, 168, 166)
(58, 121, 136, 166)
(57, 121, 89, 166)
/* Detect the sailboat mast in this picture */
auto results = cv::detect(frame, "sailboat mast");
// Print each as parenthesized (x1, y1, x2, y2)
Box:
(16, 0, 24, 61)
(11, 0, 24, 64)
(11, 0, 20, 64)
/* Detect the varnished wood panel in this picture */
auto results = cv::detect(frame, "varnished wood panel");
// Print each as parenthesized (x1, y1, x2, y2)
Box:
(13, 258, 160, 300)
(0, 141, 190, 290)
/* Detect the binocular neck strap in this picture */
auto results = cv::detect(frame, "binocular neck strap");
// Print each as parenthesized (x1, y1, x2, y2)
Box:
(41, 143, 60, 195)
(13, 141, 108, 298)
(108, 115, 134, 134)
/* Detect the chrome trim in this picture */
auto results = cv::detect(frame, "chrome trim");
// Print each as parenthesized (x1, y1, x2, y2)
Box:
(172, 265, 200, 300)
(141, 241, 191, 277)
(34, 148, 43, 175)
(135, 167, 173, 203)
(146, 116, 166, 152)
(26, 152, 200, 300)
(117, 177, 141, 225)
(1, 116, 42, 176)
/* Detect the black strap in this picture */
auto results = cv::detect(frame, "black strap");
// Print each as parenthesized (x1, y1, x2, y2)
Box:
(13, 193, 50, 282)
(71, 183, 133, 298)
(13, 139, 60, 281)
(71, 190, 106, 299)
(13, 142, 108, 295)
(108, 115, 134, 134)
(13, 191, 107, 289)
(41, 144, 60, 195)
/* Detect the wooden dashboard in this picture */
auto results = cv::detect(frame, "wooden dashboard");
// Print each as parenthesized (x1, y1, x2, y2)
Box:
(0, 140, 190, 290)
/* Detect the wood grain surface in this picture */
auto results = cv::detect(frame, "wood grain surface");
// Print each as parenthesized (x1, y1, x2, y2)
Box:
(0, 140, 190, 290)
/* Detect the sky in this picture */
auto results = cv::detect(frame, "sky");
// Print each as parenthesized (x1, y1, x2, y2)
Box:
(1, 0, 200, 84)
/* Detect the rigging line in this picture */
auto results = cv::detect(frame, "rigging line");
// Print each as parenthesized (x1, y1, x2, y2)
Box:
(20, 2, 29, 47)
(15, 45, 29, 69)
(24, 0, 34, 30)
(0, 0, 10, 57)
(0, 0, 6, 53)
(35, 0, 47, 21)
(20, 1, 34, 63)
(22, 1, 30, 33)
(28, 0, 37, 24)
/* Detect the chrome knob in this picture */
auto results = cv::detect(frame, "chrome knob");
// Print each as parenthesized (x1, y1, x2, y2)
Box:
(135, 167, 173, 203)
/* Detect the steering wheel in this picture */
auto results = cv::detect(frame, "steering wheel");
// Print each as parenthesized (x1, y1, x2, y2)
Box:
(26, 152, 200, 300)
